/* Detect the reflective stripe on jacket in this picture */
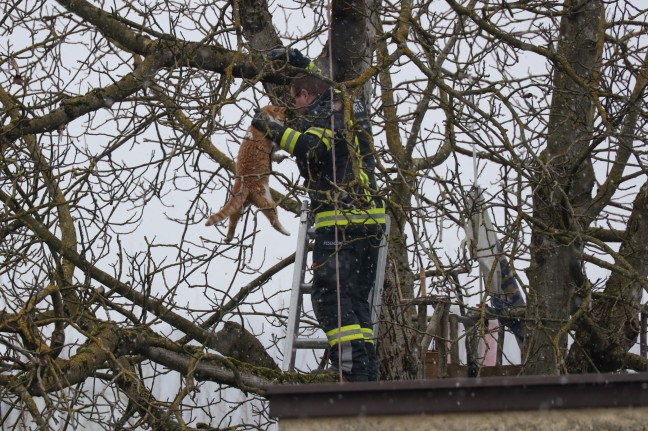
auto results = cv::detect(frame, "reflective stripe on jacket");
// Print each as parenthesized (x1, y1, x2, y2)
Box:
(278, 127, 334, 154)
(314, 207, 386, 229)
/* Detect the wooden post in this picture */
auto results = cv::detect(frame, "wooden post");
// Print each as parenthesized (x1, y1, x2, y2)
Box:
(449, 313, 460, 366)
(496, 324, 505, 366)
(437, 301, 450, 378)
(641, 312, 647, 358)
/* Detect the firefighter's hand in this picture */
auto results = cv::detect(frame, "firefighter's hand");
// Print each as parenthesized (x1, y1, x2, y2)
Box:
(251, 108, 284, 142)
(267, 47, 312, 69)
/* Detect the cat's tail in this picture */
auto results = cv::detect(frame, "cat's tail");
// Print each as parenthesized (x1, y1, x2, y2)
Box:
(205, 189, 247, 227)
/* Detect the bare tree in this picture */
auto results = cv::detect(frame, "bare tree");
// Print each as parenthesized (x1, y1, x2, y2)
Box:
(1, 0, 647, 429)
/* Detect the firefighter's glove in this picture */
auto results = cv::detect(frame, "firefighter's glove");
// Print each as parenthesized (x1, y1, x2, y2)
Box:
(267, 47, 320, 73)
(252, 108, 285, 143)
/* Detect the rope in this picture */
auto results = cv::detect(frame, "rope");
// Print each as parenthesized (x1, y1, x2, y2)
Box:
(471, 121, 482, 293)
(472, 138, 478, 187)
(325, 2, 344, 383)
(470, 94, 478, 187)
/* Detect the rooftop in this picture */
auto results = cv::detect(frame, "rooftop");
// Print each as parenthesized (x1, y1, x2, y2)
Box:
(267, 372, 648, 419)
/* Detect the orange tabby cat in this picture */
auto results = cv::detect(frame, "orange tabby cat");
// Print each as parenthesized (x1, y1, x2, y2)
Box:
(205, 105, 290, 242)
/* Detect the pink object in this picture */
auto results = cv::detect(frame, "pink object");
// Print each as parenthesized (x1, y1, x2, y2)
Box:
(482, 320, 499, 366)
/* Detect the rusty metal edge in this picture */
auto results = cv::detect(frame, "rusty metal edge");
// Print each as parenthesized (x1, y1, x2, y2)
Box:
(266, 372, 648, 419)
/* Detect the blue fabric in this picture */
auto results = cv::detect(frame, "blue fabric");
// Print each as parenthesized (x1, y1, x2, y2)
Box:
(490, 256, 524, 343)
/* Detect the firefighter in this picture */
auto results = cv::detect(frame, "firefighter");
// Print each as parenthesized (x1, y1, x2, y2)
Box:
(252, 48, 386, 381)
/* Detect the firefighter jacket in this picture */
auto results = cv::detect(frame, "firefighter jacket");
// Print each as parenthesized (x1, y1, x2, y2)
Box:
(275, 92, 386, 230)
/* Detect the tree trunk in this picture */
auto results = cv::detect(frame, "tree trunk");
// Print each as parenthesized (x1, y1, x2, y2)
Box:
(328, 0, 372, 82)
(567, 183, 648, 372)
(524, 0, 604, 375)
(377, 232, 420, 380)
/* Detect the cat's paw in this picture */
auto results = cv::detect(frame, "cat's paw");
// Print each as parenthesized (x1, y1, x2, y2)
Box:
(271, 153, 289, 164)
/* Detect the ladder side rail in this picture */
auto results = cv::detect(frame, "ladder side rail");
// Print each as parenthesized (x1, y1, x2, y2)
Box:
(282, 200, 312, 372)
(370, 215, 391, 337)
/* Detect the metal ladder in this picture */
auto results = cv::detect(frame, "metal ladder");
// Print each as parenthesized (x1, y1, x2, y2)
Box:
(282, 200, 391, 372)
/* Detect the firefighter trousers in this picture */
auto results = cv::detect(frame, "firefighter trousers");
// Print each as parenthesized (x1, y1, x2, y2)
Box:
(311, 225, 383, 381)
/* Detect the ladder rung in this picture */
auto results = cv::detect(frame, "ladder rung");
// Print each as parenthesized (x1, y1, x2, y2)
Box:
(294, 338, 328, 349)
(300, 282, 313, 294)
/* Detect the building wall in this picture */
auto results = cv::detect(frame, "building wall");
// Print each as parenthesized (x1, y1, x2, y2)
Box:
(279, 407, 648, 431)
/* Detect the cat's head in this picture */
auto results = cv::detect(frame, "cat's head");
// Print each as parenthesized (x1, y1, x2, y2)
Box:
(262, 105, 286, 125)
